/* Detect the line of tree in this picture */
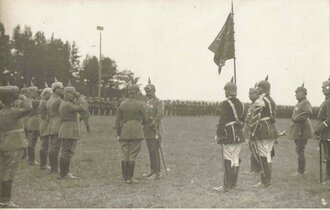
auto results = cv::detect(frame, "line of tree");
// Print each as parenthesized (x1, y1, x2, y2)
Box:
(0, 23, 140, 98)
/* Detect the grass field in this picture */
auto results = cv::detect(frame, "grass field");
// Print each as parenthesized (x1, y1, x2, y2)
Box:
(14, 116, 330, 208)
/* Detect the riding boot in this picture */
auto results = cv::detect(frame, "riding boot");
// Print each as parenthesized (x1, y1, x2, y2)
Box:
(232, 166, 239, 189)
(121, 161, 128, 182)
(40, 150, 48, 169)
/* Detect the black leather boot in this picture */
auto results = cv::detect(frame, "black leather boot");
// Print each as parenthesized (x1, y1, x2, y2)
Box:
(40, 150, 48, 169)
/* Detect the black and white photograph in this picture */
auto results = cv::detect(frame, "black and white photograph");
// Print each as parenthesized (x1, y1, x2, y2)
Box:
(0, 0, 329, 208)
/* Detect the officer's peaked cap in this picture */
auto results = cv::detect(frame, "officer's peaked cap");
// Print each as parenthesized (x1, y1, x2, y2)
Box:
(128, 85, 139, 94)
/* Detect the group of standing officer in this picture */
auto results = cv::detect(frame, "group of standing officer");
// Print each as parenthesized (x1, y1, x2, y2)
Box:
(214, 76, 330, 192)
(0, 80, 88, 207)
(115, 80, 164, 183)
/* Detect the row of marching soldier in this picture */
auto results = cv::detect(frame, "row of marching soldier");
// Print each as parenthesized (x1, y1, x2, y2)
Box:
(213, 76, 330, 192)
(0, 80, 89, 207)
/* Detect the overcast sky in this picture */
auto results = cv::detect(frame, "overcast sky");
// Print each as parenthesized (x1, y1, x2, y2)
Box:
(1, 0, 329, 105)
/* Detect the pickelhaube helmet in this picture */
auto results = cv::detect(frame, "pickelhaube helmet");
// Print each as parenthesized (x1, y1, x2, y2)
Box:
(144, 77, 155, 91)
(51, 77, 64, 90)
(257, 75, 271, 94)
(224, 77, 237, 96)
(295, 82, 307, 95)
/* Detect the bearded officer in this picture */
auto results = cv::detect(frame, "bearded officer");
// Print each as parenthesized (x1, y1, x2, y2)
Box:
(116, 85, 147, 183)
(315, 79, 330, 184)
(39, 87, 53, 170)
(47, 80, 64, 173)
(0, 86, 32, 208)
(57, 86, 87, 179)
(250, 76, 278, 188)
(289, 83, 313, 176)
(26, 84, 41, 166)
(214, 78, 246, 192)
(142, 80, 164, 180)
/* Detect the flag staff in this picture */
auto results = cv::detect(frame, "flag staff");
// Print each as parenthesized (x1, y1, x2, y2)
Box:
(231, 1, 237, 83)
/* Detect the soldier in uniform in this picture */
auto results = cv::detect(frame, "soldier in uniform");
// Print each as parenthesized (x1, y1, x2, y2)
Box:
(289, 83, 313, 176)
(26, 85, 41, 166)
(115, 85, 147, 183)
(58, 86, 87, 179)
(47, 81, 64, 173)
(142, 81, 164, 180)
(39, 87, 53, 170)
(250, 76, 278, 188)
(315, 79, 330, 183)
(213, 78, 245, 192)
(0, 86, 32, 208)
(243, 86, 261, 174)
(79, 95, 90, 133)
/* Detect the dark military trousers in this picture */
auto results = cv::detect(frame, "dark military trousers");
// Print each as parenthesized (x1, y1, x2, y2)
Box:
(323, 141, 330, 178)
(146, 138, 161, 173)
(49, 135, 61, 173)
(59, 139, 77, 178)
(120, 139, 142, 182)
(40, 136, 49, 169)
(27, 131, 39, 165)
(294, 138, 307, 174)
(248, 141, 260, 172)
(0, 149, 24, 203)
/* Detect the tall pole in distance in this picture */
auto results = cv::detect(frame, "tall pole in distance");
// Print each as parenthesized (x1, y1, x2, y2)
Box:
(231, 1, 237, 83)
(97, 26, 104, 97)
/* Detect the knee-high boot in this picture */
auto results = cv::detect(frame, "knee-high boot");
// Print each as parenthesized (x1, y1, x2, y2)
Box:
(121, 161, 128, 182)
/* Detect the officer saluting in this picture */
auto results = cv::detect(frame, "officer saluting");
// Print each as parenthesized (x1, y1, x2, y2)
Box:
(0, 86, 32, 208)
(250, 76, 278, 188)
(26, 84, 41, 166)
(39, 85, 53, 170)
(289, 83, 313, 176)
(214, 77, 245, 192)
(47, 79, 64, 174)
(315, 78, 330, 184)
(116, 85, 147, 183)
(58, 83, 87, 179)
(142, 79, 164, 180)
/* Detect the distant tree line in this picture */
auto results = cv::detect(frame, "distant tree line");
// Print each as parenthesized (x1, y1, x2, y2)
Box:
(0, 23, 140, 98)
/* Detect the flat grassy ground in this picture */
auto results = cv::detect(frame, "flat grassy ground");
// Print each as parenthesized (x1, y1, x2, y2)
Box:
(14, 116, 330, 208)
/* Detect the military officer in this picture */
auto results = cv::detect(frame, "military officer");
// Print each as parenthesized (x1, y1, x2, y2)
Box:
(142, 81, 164, 180)
(0, 86, 32, 208)
(243, 86, 261, 174)
(39, 87, 53, 169)
(213, 78, 246, 192)
(250, 76, 278, 188)
(115, 85, 147, 184)
(47, 80, 64, 173)
(26, 85, 41, 166)
(79, 95, 90, 133)
(58, 86, 87, 179)
(289, 83, 313, 176)
(315, 79, 330, 183)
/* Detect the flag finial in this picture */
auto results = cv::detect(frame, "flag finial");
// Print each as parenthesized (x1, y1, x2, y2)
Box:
(148, 77, 151, 84)
(265, 75, 269, 81)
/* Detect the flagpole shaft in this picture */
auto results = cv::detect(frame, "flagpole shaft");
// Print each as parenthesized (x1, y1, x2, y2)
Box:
(234, 57, 237, 83)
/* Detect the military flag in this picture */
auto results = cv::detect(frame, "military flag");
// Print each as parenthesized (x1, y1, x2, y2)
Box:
(208, 7, 235, 75)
